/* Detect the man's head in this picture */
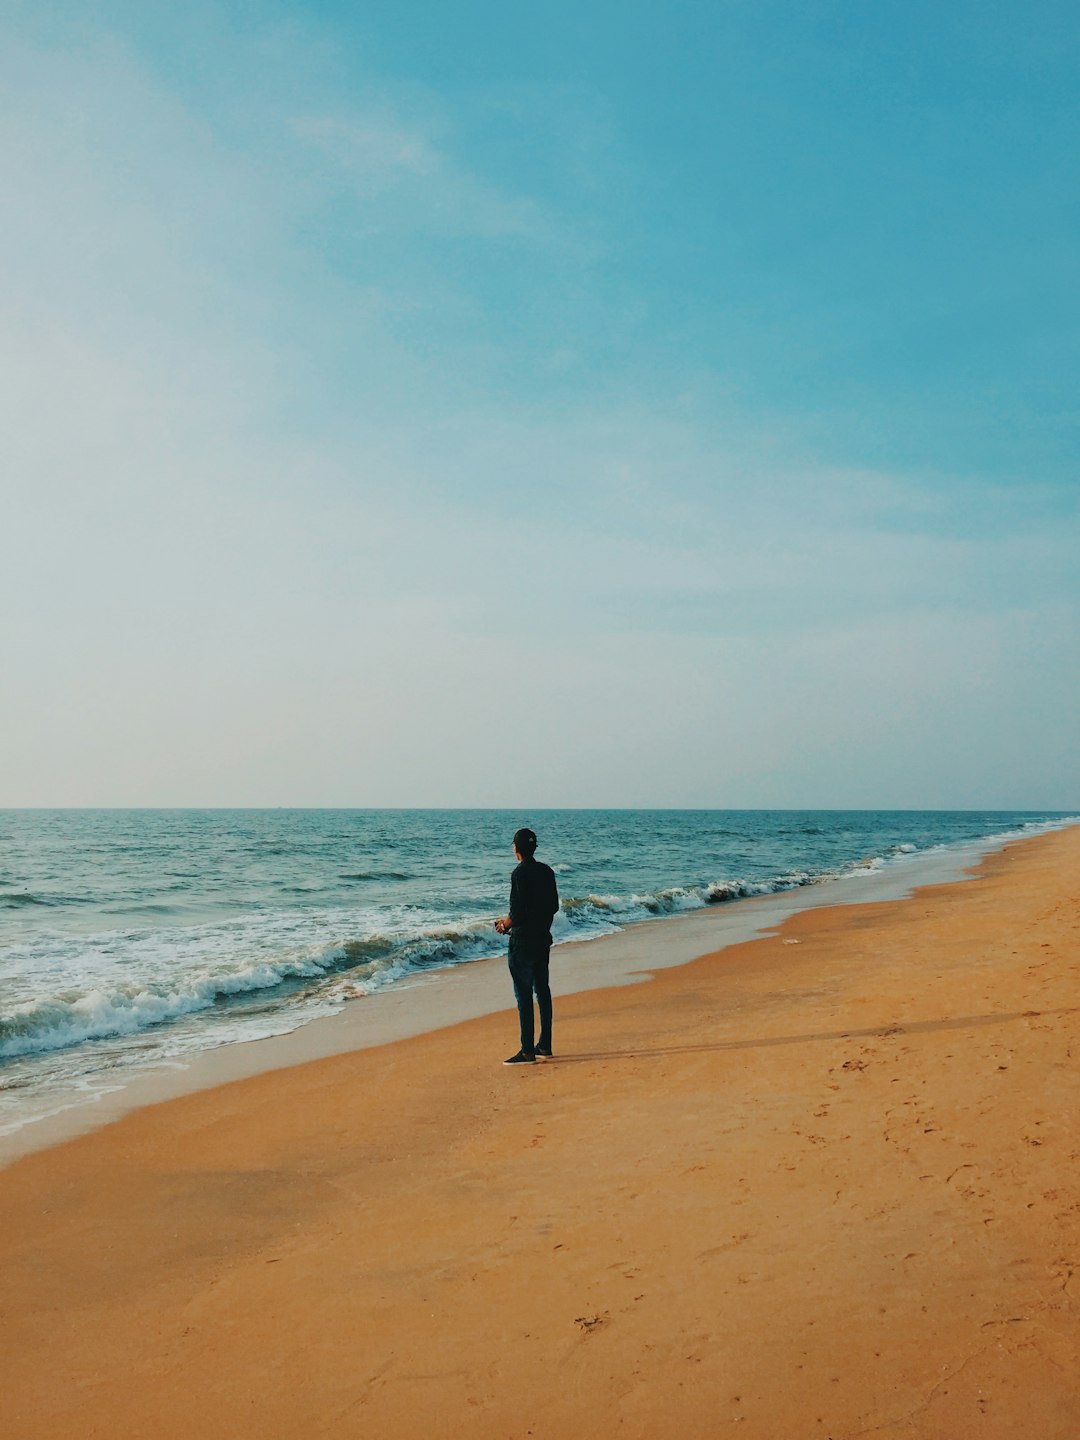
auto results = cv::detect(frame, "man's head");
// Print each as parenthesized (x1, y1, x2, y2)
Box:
(513, 827, 538, 861)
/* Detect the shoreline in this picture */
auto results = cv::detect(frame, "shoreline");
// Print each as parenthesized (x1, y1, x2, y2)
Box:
(0, 826, 1032, 1168)
(3, 823, 1079, 1437)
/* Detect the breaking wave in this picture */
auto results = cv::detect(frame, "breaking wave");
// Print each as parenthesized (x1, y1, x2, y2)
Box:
(560, 868, 829, 930)
(0, 891, 90, 909)
(0, 918, 503, 1062)
(339, 870, 415, 882)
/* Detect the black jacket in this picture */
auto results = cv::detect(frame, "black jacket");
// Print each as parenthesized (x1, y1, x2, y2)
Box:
(509, 856, 559, 943)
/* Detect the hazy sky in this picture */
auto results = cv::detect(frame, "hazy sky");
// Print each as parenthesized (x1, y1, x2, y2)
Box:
(3, 1, 1078, 808)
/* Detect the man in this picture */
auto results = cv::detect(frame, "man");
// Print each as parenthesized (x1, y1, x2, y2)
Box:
(494, 827, 559, 1065)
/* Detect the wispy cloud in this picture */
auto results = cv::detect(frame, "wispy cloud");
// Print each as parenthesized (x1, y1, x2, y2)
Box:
(293, 113, 441, 179)
(289, 106, 570, 247)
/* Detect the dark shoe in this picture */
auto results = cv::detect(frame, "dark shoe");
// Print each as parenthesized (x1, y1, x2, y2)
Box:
(503, 1050, 536, 1065)
(534, 1044, 553, 1059)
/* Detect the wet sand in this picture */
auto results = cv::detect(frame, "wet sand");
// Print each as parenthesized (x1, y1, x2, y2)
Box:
(2, 825, 1078, 1438)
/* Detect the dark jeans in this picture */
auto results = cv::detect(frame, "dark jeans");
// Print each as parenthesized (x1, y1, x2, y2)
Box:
(508, 936, 552, 1055)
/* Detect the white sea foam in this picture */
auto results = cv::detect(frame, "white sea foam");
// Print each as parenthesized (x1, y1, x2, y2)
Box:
(0, 908, 509, 1062)
(0, 956, 331, 1059)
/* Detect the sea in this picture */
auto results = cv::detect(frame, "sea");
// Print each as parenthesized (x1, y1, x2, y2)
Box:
(1, 808, 1074, 1140)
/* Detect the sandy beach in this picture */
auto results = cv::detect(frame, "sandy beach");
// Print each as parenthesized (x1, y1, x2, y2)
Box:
(2, 824, 1078, 1438)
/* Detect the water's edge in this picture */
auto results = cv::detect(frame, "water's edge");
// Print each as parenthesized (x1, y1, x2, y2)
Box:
(0, 825, 1046, 1171)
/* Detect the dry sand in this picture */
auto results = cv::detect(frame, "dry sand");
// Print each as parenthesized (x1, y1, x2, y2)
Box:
(2, 825, 1078, 1439)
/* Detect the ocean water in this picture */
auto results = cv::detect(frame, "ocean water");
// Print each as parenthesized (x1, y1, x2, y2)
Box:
(0, 808, 1073, 1137)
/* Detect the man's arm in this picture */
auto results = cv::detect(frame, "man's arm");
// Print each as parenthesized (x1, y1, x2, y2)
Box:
(507, 866, 525, 929)
(495, 868, 521, 934)
(546, 867, 560, 924)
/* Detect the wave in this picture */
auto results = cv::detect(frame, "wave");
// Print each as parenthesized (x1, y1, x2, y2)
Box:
(0, 917, 504, 1062)
(0, 891, 92, 909)
(339, 870, 414, 882)
(1, 963, 327, 1061)
(559, 870, 819, 931)
(561, 886, 706, 923)
(554, 844, 945, 931)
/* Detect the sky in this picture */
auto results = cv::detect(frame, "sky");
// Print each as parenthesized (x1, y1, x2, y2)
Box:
(2, 0, 1078, 808)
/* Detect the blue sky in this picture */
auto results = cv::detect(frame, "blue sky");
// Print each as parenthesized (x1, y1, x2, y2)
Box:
(2, 1, 1077, 806)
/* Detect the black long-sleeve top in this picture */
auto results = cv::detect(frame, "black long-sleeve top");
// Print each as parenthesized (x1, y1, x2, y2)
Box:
(509, 856, 560, 942)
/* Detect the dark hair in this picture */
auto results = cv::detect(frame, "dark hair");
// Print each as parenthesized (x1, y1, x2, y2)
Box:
(513, 827, 538, 858)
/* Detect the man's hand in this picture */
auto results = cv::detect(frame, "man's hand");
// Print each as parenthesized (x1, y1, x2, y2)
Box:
(494, 916, 511, 935)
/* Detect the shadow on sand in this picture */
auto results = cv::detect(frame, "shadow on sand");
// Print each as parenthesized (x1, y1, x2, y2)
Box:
(547, 1006, 1074, 1064)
